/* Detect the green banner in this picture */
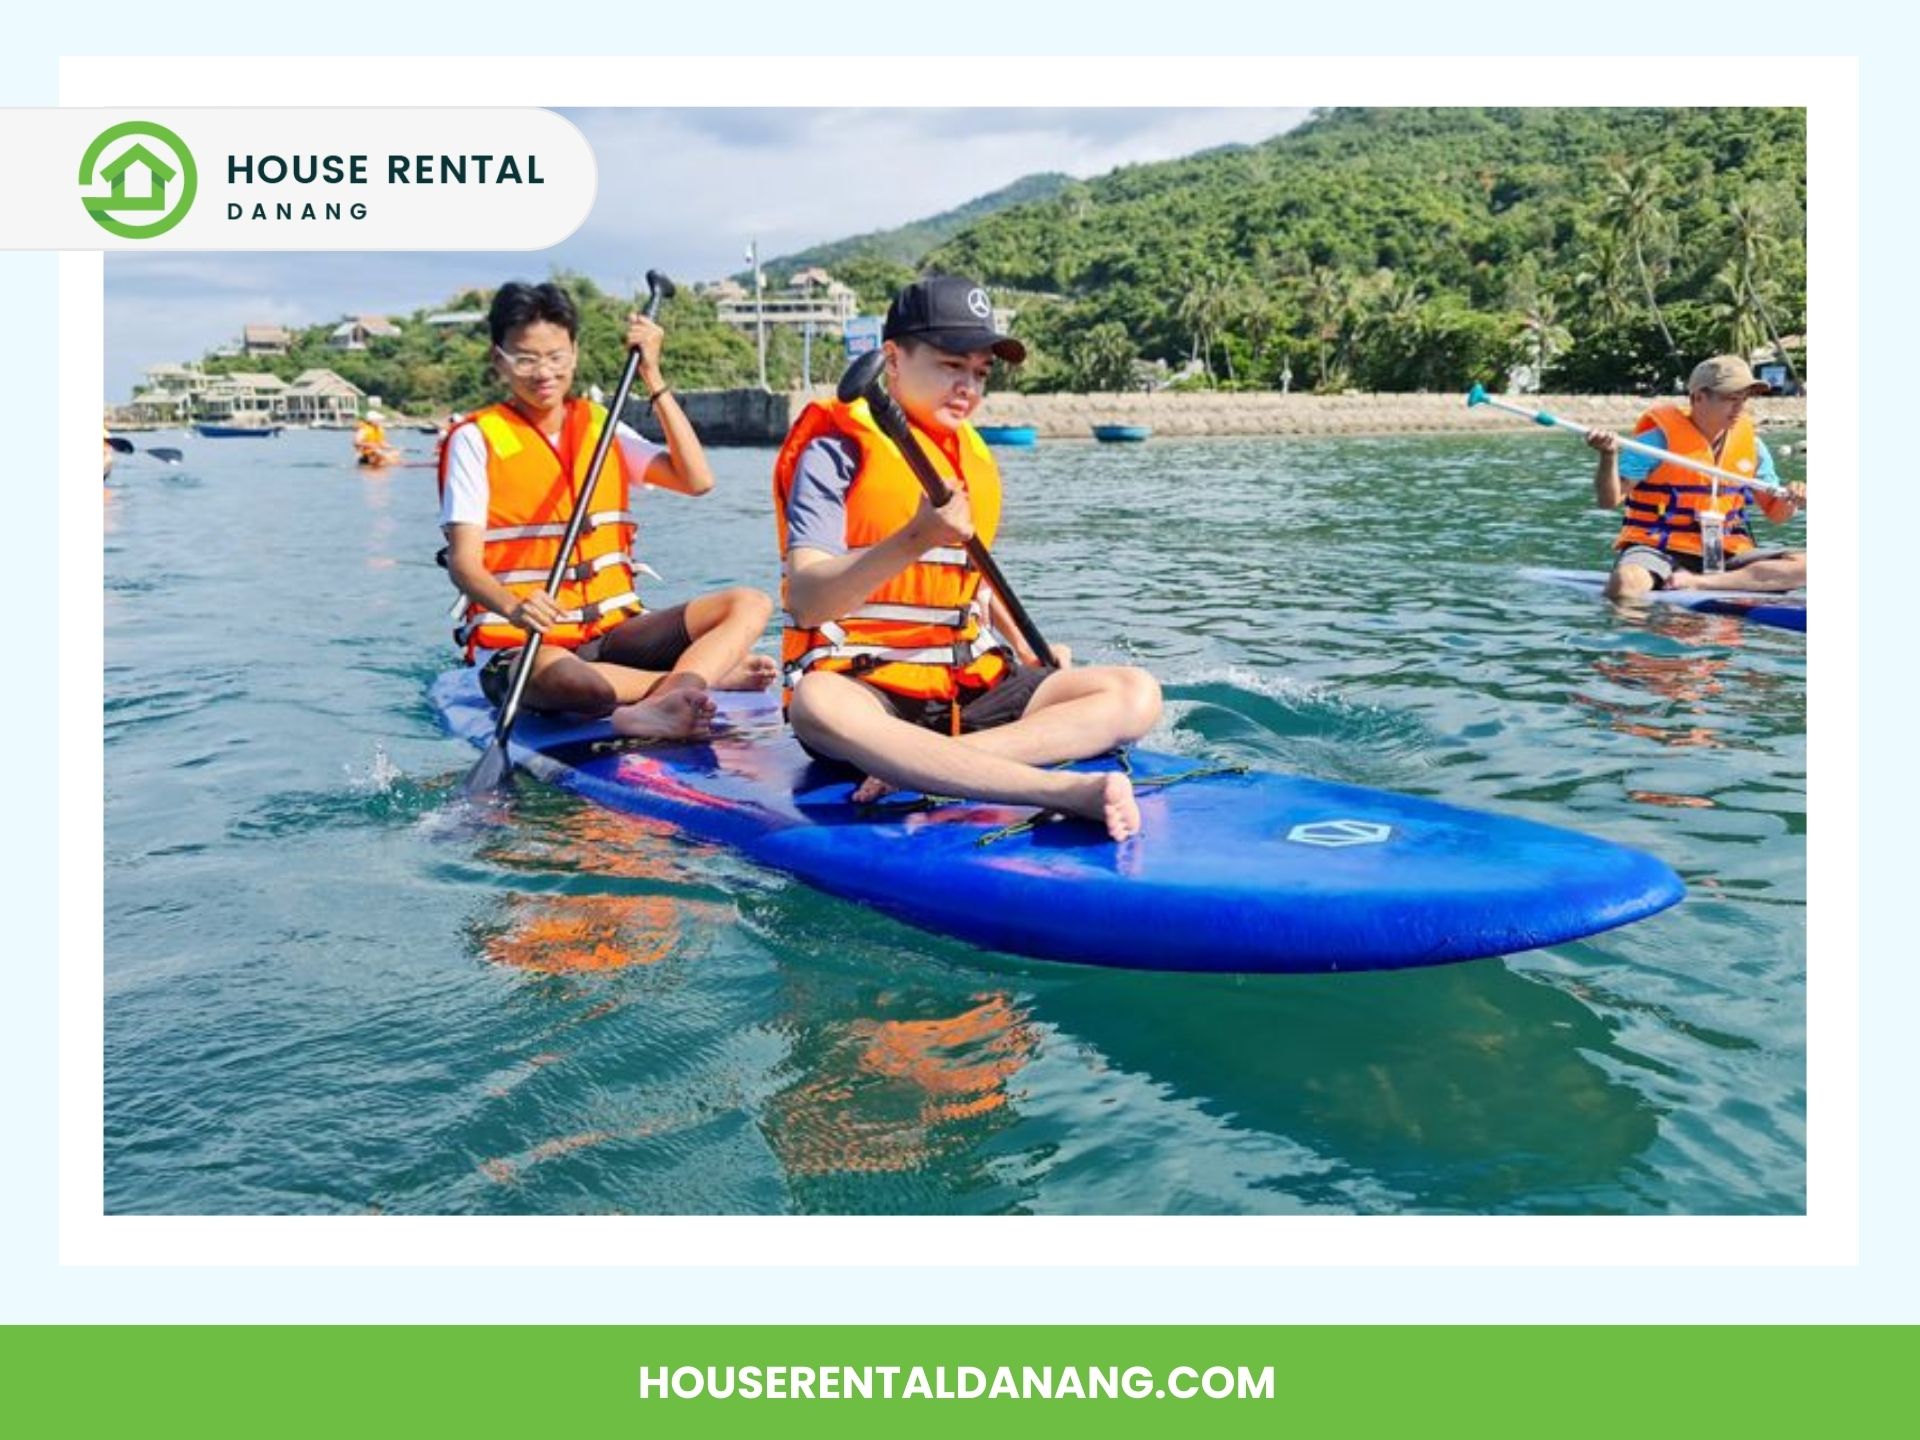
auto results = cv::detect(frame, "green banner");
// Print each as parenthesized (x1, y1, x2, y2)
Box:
(5, 1325, 1914, 1437)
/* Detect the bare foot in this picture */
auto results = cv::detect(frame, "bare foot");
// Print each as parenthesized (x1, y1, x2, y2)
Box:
(716, 653, 779, 692)
(850, 774, 899, 804)
(1064, 771, 1140, 843)
(609, 687, 716, 741)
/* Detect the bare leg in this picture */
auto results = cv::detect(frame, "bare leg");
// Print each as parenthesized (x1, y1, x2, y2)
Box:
(791, 671, 1140, 842)
(1605, 562, 1660, 601)
(665, 588, 776, 691)
(849, 665, 1162, 802)
(517, 647, 714, 739)
(1668, 552, 1806, 593)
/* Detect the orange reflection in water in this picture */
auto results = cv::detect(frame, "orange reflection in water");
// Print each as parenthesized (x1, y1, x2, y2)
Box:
(765, 993, 1038, 1177)
(1577, 630, 1751, 751)
(1628, 791, 1716, 809)
(478, 807, 721, 975)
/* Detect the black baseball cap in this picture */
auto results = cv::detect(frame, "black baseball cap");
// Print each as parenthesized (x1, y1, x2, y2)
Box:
(883, 276, 1026, 365)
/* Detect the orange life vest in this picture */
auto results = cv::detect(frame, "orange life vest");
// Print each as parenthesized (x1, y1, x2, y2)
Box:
(1615, 403, 1762, 558)
(773, 397, 1008, 702)
(438, 397, 643, 659)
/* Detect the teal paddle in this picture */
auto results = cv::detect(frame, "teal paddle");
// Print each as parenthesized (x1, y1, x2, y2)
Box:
(1465, 384, 1801, 503)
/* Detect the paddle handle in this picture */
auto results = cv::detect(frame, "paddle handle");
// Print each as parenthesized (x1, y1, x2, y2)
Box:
(488, 277, 671, 744)
(1466, 387, 1796, 500)
(839, 355, 1057, 669)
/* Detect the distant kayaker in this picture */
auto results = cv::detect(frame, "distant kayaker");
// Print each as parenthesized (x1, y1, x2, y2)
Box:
(439, 281, 775, 741)
(354, 407, 402, 468)
(1587, 355, 1806, 598)
(774, 275, 1161, 841)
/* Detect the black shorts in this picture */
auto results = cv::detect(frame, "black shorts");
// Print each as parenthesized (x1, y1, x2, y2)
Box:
(1613, 545, 1790, 591)
(477, 604, 692, 706)
(864, 661, 1053, 735)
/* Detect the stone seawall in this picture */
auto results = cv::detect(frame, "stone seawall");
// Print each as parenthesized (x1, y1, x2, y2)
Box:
(957, 392, 1807, 439)
(623, 387, 791, 446)
(631, 388, 1807, 445)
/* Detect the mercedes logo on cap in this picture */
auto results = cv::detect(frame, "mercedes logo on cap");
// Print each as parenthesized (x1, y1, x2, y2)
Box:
(966, 287, 992, 319)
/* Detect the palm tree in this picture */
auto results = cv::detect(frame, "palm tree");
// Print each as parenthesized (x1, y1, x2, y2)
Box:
(1708, 260, 1766, 359)
(1518, 288, 1573, 388)
(1364, 271, 1425, 384)
(1301, 267, 1350, 389)
(1178, 273, 1236, 381)
(1727, 189, 1803, 389)
(1573, 230, 1636, 327)
(1602, 158, 1683, 382)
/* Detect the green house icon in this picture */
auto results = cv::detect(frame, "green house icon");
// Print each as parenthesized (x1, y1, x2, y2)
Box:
(92, 142, 178, 214)
(78, 120, 198, 239)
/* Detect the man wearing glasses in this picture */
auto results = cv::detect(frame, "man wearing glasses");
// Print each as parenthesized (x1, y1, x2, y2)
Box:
(773, 276, 1162, 842)
(440, 281, 775, 740)
(1587, 355, 1807, 600)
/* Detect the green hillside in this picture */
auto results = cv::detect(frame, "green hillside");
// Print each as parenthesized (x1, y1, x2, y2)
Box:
(752, 171, 1075, 281)
(928, 107, 1806, 394)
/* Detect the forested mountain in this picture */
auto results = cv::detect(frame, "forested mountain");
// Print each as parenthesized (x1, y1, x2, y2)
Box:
(930, 107, 1806, 393)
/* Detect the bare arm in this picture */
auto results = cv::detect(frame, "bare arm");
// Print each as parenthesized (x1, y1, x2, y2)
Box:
(625, 311, 714, 496)
(1586, 429, 1625, 509)
(785, 491, 974, 630)
(639, 388, 714, 495)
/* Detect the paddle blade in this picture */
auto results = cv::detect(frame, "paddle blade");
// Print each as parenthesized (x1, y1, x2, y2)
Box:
(838, 350, 885, 404)
(148, 447, 184, 464)
(1466, 383, 1488, 408)
(462, 737, 515, 797)
(106, 435, 135, 454)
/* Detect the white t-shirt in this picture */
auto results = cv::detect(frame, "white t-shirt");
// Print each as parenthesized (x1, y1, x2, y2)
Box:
(438, 419, 667, 529)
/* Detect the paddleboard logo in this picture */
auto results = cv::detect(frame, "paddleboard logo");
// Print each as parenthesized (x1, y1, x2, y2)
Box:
(78, 121, 198, 239)
(965, 287, 992, 319)
(1286, 818, 1393, 848)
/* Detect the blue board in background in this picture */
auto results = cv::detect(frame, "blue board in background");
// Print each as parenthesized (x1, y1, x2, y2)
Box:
(1522, 567, 1806, 633)
(432, 670, 1683, 974)
(1092, 424, 1152, 443)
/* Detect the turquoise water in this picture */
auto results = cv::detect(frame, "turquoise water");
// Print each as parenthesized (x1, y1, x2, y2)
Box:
(104, 424, 1806, 1215)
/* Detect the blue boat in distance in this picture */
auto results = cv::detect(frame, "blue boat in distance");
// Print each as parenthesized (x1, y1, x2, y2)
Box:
(976, 424, 1038, 447)
(194, 422, 282, 438)
(1092, 424, 1151, 443)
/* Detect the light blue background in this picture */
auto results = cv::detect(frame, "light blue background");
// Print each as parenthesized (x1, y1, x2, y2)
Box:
(5, 1, 1906, 1324)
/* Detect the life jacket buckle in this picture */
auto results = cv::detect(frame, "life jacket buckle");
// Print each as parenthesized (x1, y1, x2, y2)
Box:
(849, 653, 880, 676)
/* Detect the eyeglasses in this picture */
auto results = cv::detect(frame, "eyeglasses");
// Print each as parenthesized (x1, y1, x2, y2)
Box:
(495, 344, 577, 377)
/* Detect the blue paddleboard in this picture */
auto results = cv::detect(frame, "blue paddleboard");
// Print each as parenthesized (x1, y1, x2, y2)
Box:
(433, 670, 1683, 974)
(1522, 567, 1806, 633)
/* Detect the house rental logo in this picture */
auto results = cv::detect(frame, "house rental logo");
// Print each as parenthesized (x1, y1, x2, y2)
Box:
(77, 121, 198, 239)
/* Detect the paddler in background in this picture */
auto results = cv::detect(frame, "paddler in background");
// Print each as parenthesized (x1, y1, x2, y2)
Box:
(354, 403, 402, 468)
(775, 275, 1161, 842)
(440, 280, 775, 741)
(1588, 355, 1806, 600)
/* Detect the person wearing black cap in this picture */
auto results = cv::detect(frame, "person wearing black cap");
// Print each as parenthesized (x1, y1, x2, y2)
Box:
(771, 275, 1163, 843)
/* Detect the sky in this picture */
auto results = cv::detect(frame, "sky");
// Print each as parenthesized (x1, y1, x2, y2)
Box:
(103, 106, 1307, 399)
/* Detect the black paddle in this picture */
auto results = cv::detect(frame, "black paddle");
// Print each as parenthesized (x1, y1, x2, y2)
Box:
(837, 349, 1056, 668)
(462, 269, 677, 797)
(105, 436, 185, 463)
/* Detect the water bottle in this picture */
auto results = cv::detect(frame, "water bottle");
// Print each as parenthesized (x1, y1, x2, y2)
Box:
(1698, 509, 1726, 574)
